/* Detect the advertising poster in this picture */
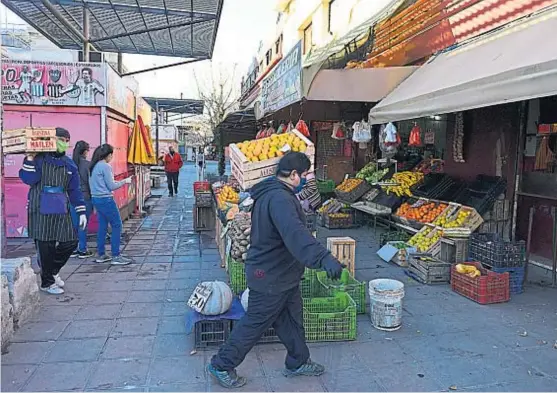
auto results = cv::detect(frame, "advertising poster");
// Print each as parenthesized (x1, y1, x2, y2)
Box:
(1, 60, 106, 106)
(261, 41, 302, 115)
(107, 66, 135, 119)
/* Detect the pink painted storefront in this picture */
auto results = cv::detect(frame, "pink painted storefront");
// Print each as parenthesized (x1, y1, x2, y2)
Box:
(2, 59, 143, 238)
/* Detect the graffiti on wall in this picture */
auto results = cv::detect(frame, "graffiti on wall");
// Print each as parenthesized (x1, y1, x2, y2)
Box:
(1, 60, 106, 106)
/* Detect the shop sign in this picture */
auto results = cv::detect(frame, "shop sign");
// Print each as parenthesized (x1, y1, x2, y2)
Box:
(1, 60, 106, 106)
(261, 41, 302, 114)
(107, 66, 135, 119)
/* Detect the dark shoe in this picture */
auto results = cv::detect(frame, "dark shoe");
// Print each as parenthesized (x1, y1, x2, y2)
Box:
(95, 254, 112, 263)
(207, 364, 247, 389)
(77, 250, 94, 259)
(282, 359, 325, 378)
(169, 193, 174, 197)
(70, 250, 79, 258)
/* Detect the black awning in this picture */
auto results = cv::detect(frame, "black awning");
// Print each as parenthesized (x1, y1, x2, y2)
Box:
(214, 108, 258, 145)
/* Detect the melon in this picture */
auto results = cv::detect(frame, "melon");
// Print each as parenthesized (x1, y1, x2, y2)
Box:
(241, 288, 250, 311)
(199, 281, 233, 316)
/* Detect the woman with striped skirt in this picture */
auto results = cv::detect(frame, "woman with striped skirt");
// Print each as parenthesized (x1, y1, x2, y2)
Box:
(19, 127, 87, 295)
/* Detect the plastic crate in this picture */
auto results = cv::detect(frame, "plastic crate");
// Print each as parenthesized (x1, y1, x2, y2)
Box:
(195, 192, 213, 208)
(379, 231, 411, 247)
(195, 319, 231, 349)
(194, 181, 210, 193)
(334, 180, 372, 203)
(317, 179, 336, 194)
(228, 257, 247, 294)
(301, 268, 317, 298)
(468, 233, 526, 268)
(303, 292, 357, 342)
(488, 265, 525, 294)
(323, 212, 355, 229)
(450, 262, 510, 304)
(315, 270, 366, 314)
(407, 253, 451, 284)
(440, 238, 469, 264)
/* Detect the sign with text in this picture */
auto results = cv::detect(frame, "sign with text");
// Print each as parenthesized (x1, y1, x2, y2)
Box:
(1, 60, 106, 106)
(261, 41, 302, 114)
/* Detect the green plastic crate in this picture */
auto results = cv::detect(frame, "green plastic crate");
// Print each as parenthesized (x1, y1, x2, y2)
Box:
(301, 268, 318, 298)
(227, 257, 247, 294)
(317, 179, 336, 194)
(303, 292, 357, 342)
(316, 270, 366, 314)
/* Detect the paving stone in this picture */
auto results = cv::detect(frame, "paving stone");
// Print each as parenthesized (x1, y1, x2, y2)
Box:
(45, 337, 106, 363)
(161, 302, 185, 316)
(66, 273, 106, 282)
(75, 304, 122, 320)
(172, 255, 202, 263)
(74, 264, 111, 274)
(157, 316, 187, 335)
(111, 317, 159, 337)
(127, 290, 166, 303)
(24, 361, 93, 392)
(149, 355, 206, 385)
(267, 375, 325, 392)
(166, 278, 198, 290)
(148, 382, 205, 392)
(132, 280, 167, 291)
(61, 319, 114, 339)
(83, 291, 130, 305)
(100, 336, 155, 359)
(2, 341, 54, 364)
(120, 302, 162, 318)
(11, 320, 69, 342)
(87, 358, 150, 390)
(319, 368, 386, 392)
(153, 334, 193, 357)
(1, 364, 37, 392)
(1, 257, 40, 327)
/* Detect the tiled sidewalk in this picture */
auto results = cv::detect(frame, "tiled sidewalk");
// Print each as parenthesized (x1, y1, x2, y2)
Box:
(2, 163, 557, 392)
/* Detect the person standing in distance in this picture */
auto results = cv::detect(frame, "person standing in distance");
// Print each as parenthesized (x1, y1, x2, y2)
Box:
(208, 152, 344, 388)
(161, 146, 183, 197)
(89, 144, 133, 265)
(19, 127, 88, 295)
(70, 141, 94, 258)
(196, 148, 205, 180)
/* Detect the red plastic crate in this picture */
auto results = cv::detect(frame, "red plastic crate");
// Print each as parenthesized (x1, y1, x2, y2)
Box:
(193, 181, 210, 193)
(450, 262, 510, 304)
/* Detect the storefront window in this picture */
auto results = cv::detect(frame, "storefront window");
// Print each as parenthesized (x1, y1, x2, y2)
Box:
(303, 23, 313, 54)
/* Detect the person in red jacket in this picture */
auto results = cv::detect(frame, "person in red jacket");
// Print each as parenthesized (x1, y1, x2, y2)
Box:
(161, 147, 183, 196)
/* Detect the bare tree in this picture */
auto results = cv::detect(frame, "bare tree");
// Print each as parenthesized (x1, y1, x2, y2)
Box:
(194, 63, 240, 175)
(194, 63, 240, 135)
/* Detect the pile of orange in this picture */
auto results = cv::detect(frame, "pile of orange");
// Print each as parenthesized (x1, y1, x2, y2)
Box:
(396, 202, 448, 223)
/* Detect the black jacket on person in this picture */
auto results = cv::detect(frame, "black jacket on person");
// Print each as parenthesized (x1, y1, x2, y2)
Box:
(246, 177, 337, 294)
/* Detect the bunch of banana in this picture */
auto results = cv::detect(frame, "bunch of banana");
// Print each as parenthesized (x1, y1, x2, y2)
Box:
(455, 263, 481, 278)
(382, 171, 423, 197)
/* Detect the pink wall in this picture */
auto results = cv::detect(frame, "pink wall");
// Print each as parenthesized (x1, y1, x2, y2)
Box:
(106, 111, 132, 178)
(3, 106, 102, 178)
(3, 105, 102, 238)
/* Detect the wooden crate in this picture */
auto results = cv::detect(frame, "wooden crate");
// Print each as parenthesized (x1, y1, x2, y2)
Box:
(408, 253, 451, 284)
(2, 127, 57, 139)
(229, 130, 315, 190)
(327, 237, 356, 275)
(194, 206, 216, 232)
(2, 127, 58, 154)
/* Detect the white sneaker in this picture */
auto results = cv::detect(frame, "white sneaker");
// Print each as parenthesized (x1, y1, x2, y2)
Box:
(54, 274, 65, 288)
(40, 284, 65, 295)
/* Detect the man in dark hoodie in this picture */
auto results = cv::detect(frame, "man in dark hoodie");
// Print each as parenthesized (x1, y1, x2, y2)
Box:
(207, 152, 344, 388)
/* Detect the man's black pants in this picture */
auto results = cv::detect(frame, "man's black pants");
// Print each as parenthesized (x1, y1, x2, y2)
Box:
(166, 171, 179, 195)
(36, 240, 77, 287)
(211, 285, 309, 371)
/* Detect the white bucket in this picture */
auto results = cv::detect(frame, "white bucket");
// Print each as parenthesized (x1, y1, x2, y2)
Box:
(368, 279, 405, 331)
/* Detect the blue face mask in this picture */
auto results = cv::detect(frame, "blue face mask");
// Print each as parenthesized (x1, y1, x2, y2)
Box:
(294, 177, 307, 193)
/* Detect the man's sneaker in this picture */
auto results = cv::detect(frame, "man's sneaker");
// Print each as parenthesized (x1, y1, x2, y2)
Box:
(70, 250, 79, 258)
(77, 250, 94, 259)
(282, 359, 325, 378)
(95, 254, 112, 263)
(40, 284, 64, 295)
(111, 255, 133, 265)
(53, 274, 65, 288)
(207, 364, 247, 389)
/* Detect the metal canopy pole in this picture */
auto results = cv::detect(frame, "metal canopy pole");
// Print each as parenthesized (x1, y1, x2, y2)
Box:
(155, 100, 160, 160)
(40, 0, 90, 45)
(83, 7, 90, 61)
(121, 57, 207, 77)
(117, 52, 123, 74)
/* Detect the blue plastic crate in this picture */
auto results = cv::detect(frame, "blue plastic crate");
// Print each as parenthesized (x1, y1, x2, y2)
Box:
(491, 266, 525, 294)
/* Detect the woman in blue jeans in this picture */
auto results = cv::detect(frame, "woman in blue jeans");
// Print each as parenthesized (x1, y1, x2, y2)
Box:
(89, 144, 132, 265)
(70, 141, 94, 258)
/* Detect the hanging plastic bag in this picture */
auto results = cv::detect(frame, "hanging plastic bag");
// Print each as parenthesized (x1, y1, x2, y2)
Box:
(409, 123, 422, 146)
(256, 128, 265, 139)
(384, 122, 399, 145)
(285, 122, 294, 134)
(332, 122, 346, 140)
(266, 125, 275, 137)
(353, 120, 371, 143)
(295, 120, 310, 137)
(276, 124, 287, 135)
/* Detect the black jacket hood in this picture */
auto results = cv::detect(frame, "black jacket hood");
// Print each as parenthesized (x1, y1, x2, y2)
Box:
(249, 177, 293, 201)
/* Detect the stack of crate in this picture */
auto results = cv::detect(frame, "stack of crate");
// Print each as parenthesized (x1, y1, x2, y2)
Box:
(193, 181, 215, 232)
